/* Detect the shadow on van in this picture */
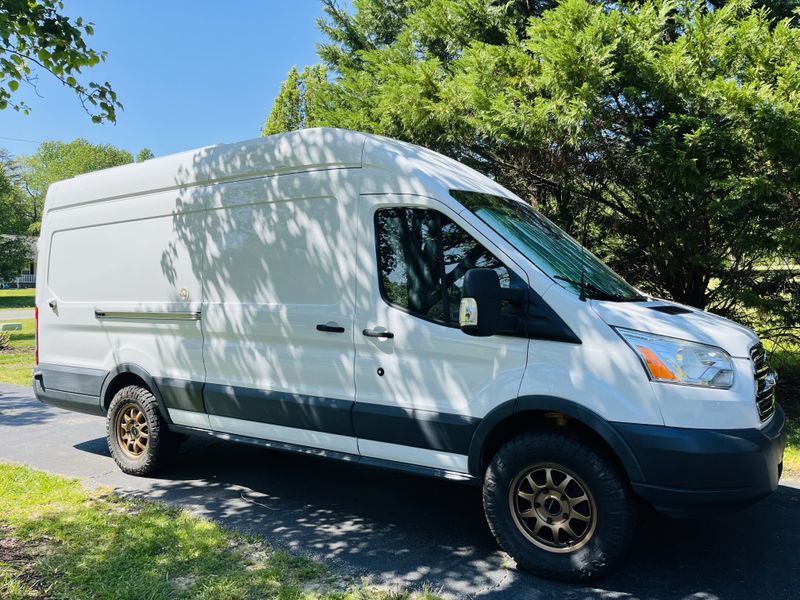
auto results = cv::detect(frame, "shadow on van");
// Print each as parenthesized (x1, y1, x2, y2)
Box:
(70, 435, 800, 599)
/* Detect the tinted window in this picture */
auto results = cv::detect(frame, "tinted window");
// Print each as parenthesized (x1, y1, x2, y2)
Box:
(376, 207, 511, 325)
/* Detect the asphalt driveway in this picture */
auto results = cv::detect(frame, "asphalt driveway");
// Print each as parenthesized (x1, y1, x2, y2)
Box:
(1, 383, 798, 599)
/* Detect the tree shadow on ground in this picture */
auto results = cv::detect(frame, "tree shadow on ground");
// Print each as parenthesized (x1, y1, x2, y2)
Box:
(0, 390, 56, 427)
(73, 436, 800, 599)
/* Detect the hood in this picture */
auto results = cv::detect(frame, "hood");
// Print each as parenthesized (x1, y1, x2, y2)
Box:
(590, 298, 759, 358)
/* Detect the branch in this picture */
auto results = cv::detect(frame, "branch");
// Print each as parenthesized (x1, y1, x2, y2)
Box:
(0, 45, 119, 122)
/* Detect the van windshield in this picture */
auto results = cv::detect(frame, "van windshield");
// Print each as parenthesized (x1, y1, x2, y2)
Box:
(452, 190, 644, 302)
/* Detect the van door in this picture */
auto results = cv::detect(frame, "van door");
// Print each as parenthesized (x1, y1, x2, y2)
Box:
(200, 169, 360, 454)
(353, 194, 530, 473)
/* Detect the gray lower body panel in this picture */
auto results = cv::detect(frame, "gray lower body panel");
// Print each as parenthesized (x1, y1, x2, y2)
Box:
(33, 365, 478, 455)
(33, 364, 106, 416)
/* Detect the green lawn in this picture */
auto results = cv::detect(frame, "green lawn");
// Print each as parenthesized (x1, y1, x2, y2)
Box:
(0, 289, 35, 311)
(0, 463, 439, 600)
(0, 353, 34, 387)
(0, 318, 34, 349)
(785, 420, 800, 479)
(0, 319, 35, 386)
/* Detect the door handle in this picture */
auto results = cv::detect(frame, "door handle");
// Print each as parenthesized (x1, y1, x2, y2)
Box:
(362, 328, 394, 339)
(316, 323, 345, 333)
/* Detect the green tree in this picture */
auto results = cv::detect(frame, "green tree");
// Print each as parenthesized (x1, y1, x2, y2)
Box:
(263, 66, 303, 135)
(262, 65, 332, 135)
(302, 65, 332, 128)
(19, 139, 134, 233)
(266, 0, 800, 342)
(0, 150, 31, 235)
(136, 148, 155, 162)
(1, 0, 122, 122)
(0, 235, 30, 283)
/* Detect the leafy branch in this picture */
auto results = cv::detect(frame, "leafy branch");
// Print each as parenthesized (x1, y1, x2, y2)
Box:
(0, 0, 121, 122)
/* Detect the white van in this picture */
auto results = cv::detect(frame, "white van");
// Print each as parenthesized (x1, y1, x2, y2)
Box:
(34, 128, 785, 581)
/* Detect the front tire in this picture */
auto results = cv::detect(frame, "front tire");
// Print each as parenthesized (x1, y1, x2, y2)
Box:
(483, 431, 637, 581)
(106, 385, 178, 476)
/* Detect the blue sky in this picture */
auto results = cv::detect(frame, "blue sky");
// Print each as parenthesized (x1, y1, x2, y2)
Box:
(0, 1, 327, 158)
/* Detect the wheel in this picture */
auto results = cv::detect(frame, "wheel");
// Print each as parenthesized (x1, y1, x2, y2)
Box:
(106, 385, 178, 476)
(483, 431, 637, 581)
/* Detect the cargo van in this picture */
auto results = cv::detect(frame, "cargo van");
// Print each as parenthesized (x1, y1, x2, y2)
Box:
(34, 128, 785, 581)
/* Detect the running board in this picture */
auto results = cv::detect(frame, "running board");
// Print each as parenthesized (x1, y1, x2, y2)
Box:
(168, 424, 479, 485)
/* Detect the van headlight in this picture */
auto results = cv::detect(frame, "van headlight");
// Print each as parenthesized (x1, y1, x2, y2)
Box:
(615, 328, 734, 388)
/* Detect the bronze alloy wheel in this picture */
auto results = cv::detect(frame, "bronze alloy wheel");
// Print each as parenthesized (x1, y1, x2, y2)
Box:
(115, 402, 149, 459)
(509, 463, 597, 553)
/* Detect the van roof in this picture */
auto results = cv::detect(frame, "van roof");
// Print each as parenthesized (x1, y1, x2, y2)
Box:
(44, 128, 518, 212)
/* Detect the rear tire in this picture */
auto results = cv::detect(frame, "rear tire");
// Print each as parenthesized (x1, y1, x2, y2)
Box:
(106, 385, 178, 476)
(483, 431, 637, 581)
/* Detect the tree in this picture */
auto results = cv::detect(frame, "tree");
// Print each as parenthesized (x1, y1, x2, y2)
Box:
(136, 148, 155, 162)
(265, 0, 800, 342)
(0, 236, 31, 282)
(19, 139, 133, 233)
(1, 0, 122, 122)
(0, 150, 31, 235)
(261, 65, 332, 135)
(263, 66, 303, 135)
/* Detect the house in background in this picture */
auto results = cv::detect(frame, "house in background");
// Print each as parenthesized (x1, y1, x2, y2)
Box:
(0, 235, 38, 288)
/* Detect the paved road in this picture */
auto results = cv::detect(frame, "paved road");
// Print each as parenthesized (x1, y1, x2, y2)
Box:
(0, 308, 34, 321)
(1, 383, 799, 599)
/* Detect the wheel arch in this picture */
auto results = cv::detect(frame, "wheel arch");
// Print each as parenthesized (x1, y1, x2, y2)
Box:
(100, 364, 172, 424)
(468, 395, 644, 483)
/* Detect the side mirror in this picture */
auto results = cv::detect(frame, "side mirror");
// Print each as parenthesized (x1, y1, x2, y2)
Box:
(459, 268, 501, 337)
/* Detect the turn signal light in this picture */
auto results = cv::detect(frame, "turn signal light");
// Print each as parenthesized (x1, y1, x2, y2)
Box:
(636, 346, 678, 380)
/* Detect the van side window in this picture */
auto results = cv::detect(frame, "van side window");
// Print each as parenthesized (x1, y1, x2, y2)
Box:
(375, 207, 511, 325)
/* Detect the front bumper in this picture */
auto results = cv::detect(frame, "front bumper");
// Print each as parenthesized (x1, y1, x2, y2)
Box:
(613, 405, 786, 518)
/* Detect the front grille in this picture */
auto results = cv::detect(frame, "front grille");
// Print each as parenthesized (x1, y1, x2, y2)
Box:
(750, 343, 776, 422)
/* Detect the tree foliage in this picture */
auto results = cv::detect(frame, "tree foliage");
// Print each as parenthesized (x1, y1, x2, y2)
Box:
(136, 148, 155, 162)
(265, 0, 800, 342)
(0, 235, 31, 282)
(262, 65, 331, 135)
(0, 150, 31, 235)
(0, 0, 121, 122)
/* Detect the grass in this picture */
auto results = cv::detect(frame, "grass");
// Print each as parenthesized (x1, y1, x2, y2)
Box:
(0, 318, 35, 386)
(0, 288, 35, 311)
(0, 463, 441, 600)
(0, 353, 35, 387)
(0, 318, 34, 349)
(785, 420, 800, 479)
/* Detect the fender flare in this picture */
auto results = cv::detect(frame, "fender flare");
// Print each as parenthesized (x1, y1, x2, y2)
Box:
(99, 363, 173, 424)
(467, 395, 644, 482)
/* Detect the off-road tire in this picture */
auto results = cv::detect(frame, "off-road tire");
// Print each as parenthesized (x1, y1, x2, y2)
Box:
(106, 385, 178, 476)
(483, 431, 637, 581)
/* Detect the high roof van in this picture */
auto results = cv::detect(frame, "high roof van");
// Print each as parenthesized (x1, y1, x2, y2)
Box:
(34, 128, 785, 581)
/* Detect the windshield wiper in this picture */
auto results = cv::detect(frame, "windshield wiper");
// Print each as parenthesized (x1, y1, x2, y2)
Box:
(552, 275, 634, 302)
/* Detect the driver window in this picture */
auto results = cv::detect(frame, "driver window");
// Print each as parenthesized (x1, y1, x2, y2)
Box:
(376, 207, 511, 325)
